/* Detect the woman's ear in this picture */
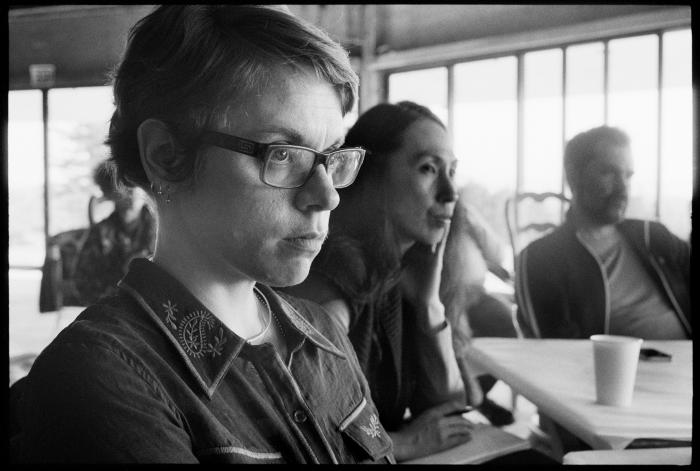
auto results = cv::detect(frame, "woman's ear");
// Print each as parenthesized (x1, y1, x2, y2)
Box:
(136, 118, 188, 184)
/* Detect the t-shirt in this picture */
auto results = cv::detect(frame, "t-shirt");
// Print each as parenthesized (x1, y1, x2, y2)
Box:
(578, 227, 687, 340)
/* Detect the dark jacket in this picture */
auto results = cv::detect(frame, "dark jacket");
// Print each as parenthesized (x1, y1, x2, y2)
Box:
(11, 259, 393, 464)
(516, 217, 691, 339)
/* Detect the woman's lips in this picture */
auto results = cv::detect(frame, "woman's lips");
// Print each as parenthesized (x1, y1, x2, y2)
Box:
(282, 233, 326, 253)
(428, 213, 452, 226)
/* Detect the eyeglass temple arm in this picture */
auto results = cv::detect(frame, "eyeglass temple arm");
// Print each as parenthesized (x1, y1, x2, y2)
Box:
(201, 131, 267, 158)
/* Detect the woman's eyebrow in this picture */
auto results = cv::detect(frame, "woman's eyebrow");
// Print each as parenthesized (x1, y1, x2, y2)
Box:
(257, 128, 343, 152)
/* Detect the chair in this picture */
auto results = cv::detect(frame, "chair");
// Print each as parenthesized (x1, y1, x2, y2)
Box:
(38, 195, 103, 313)
(505, 191, 569, 338)
(504, 192, 572, 460)
(38, 228, 90, 313)
(504, 192, 570, 267)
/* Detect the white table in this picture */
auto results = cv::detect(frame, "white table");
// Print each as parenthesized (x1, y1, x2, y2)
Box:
(464, 338, 692, 450)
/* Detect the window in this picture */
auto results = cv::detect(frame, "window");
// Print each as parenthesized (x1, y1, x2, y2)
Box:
(659, 29, 692, 240)
(8, 90, 45, 267)
(47, 86, 114, 236)
(388, 67, 448, 125)
(386, 27, 692, 249)
(608, 34, 659, 222)
(453, 57, 517, 243)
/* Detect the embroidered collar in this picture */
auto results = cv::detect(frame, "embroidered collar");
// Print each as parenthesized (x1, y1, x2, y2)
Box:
(118, 258, 345, 398)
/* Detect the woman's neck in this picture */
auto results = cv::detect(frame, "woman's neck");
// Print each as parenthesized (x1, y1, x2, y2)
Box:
(152, 235, 265, 340)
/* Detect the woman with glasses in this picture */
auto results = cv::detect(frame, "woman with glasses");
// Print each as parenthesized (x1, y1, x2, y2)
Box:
(11, 6, 392, 464)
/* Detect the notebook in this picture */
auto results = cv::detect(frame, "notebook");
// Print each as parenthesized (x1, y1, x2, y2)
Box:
(402, 423, 530, 464)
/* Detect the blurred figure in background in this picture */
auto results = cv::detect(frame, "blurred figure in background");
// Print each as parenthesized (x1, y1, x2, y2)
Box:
(516, 125, 691, 339)
(74, 160, 155, 305)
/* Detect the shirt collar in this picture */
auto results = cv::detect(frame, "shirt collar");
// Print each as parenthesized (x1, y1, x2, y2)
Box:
(118, 258, 344, 398)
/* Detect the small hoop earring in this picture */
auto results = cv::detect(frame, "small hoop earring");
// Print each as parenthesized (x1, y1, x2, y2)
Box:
(150, 181, 171, 203)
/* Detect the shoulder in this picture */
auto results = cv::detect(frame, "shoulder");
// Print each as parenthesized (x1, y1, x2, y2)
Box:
(619, 218, 688, 252)
(521, 225, 570, 257)
(312, 235, 370, 300)
(619, 218, 680, 242)
(35, 294, 159, 372)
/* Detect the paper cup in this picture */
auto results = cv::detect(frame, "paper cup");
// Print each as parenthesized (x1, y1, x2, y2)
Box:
(590, 335, 643, 407)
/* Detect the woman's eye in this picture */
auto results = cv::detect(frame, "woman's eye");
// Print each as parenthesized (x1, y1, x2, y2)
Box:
(419, 164, 437, 174)
(270, 148, 291, 163)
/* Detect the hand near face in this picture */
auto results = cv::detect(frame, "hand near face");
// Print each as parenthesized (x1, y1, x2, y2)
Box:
(389, 401, 473, 461)
(400, 222, 450, 330)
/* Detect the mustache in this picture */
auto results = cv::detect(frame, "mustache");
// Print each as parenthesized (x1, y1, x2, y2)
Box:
(606, 191, 628, 202)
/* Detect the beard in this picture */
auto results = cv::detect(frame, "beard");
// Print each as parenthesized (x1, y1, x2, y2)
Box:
(585, 193, 627, 225)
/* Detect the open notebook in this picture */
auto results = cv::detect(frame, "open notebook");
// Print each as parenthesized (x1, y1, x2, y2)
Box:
(402, 423, 530, 465)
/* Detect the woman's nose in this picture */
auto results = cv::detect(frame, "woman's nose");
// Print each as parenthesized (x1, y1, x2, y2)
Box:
(294, 164, 340, 212)
(437, 172, 458, 203)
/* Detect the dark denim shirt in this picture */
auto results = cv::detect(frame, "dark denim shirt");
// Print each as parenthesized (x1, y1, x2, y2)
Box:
(12, 258, 394, 463)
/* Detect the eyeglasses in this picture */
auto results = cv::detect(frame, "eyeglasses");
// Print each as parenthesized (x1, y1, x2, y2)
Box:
(200, 131, 366, 189)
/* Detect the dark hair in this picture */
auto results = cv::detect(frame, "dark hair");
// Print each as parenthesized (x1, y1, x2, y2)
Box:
(106, 5, 359, 191)
(315, 101, 445, 300)
(564, 125, 630, 189)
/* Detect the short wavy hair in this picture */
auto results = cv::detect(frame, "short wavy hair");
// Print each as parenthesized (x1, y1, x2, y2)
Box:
(564, 125, 630, 188)
(106, 5, 359, 190)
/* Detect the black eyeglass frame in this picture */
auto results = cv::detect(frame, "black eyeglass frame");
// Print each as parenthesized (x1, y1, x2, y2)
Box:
(200, 130, 366, 189)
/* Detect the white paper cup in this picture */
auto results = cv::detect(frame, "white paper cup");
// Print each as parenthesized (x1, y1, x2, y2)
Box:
(590, 335, 643, 407)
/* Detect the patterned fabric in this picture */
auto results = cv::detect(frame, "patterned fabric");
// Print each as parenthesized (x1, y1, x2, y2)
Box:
(11, 259, 393, 463)
(74, 207, 155, 305)
(309, 239, 465, 431)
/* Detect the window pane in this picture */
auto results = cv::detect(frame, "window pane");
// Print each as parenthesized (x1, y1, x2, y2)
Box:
(660, 29, 692, 240)
(47, 86, 114, 236)
(522, 48, 563, 194)
(608, 34, 659, 221)
(453, 57, 517, 262)
(388, 67, 448, 125)
(566, 42, 605, 139)
(8, 90, 45, 267)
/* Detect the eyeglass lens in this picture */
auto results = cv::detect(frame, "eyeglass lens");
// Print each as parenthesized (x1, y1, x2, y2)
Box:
(263, 147, 362, 188)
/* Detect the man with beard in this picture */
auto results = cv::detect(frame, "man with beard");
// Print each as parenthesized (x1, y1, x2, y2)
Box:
(515, 126, 690, 340)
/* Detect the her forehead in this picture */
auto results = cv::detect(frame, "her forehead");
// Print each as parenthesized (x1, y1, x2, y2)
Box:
(400, 119, 456, 165)
(221, 69, 345, 147)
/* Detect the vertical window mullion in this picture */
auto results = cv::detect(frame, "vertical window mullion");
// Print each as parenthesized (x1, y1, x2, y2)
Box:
(560, 46, 568, 221)
(603, 40, 610, 124)
(655, 32, 663, 220)
(42, 88, 50, 245)
(447, 64, 455, 145)
(515, 53, 525, 230)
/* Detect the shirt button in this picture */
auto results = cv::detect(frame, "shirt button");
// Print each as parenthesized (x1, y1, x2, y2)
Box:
(293, 410, 307, 423)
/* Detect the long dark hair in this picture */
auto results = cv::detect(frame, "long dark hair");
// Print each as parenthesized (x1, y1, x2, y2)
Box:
(313, 101, 446, 302)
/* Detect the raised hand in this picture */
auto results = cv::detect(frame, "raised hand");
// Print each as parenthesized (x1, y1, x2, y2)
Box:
(400, 222, 451, 331)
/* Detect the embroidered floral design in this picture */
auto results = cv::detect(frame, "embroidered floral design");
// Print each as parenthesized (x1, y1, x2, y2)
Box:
(178, 310, 225, 358)
(208, 326, 227, 357)
(360, 414, 381, 438)
(162, 300, 178, 330)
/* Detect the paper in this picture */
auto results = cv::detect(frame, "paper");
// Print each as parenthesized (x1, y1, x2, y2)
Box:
(401, 424, 530, 464)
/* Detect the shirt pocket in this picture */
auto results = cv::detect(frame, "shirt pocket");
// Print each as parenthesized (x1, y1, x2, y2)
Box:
(338, 396, 394, 463)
